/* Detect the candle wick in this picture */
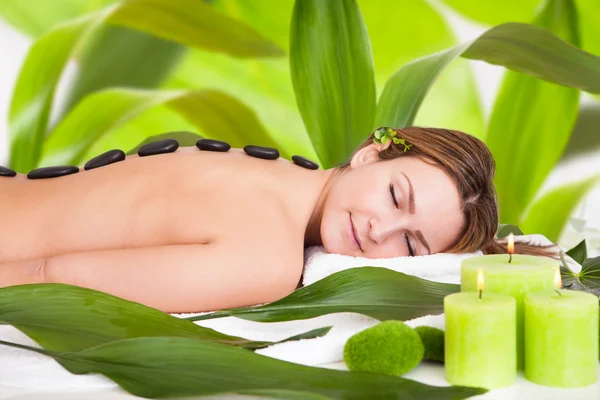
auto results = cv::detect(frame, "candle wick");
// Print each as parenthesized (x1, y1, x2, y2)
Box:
(479, 290, 482, 300)
(555, 289, 562, 297)
(508, 253, 512, 264)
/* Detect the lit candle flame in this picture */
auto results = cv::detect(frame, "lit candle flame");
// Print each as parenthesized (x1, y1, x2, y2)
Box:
(477, 268, 485, 292)
(507, 233, 515, 255)
(554, 268, 562, 289)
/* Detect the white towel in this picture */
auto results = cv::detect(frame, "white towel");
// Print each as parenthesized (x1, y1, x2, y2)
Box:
(0, 248, 478, 391)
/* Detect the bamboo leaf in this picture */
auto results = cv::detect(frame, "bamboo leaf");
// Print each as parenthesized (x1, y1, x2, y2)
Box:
(0, 337, 486, 400)
(0, 284, 329, 352)
(290, 0, 376, 168)
(187, 267, 458, 323)
(520, 175, 600, 242)
(39, 88, 278, 167)
(8, 0, 283, 172)
(497, 224, 524, 238)
(440, 0, 540, 26)
(358, 0, 484, 136)
(487, 0, 581, 225)
(567, 239, 588, 265)
(375, 20, 600, 131)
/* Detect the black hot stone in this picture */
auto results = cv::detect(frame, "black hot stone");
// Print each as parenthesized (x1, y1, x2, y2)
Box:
(137, 139, 179, 157)
(0, 166, 17, 177)
(292, 155, 319, 170)
(27, 166, 79, 179)
(243, 145, 280, 160)
(196, 139, 231, 152)
(84, 149, 126, 170)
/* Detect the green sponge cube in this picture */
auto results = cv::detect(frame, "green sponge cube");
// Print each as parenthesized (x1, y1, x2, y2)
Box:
(343, 320, 424, 376)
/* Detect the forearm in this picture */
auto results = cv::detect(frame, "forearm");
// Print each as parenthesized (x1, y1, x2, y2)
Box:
(0, 258, 46, 287)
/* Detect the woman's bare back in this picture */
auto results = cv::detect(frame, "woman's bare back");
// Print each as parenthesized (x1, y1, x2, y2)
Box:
(0, 146, 319, 312)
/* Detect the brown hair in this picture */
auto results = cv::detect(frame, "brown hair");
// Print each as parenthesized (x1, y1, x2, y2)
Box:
(339, 126, 557, 258)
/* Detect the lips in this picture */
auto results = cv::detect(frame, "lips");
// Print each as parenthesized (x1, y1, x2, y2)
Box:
(349, 213, 363, 252)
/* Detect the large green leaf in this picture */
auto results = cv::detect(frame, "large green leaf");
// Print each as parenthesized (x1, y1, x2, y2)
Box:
(8, 0, 283, 172)
(188, 267, 458, 323)
(0, 0, 115, 37)
(576, 0, 600, 56)
(375, 18, 600, 133)
(567, 239, 588, 265)
(290, 0, 376, 168)
(520, 174, 600, 242)
(39, 88, 278, 167)
(60, 25, 185, 117)
(359, 0, 484, 137)
(0, 284, 330, 352)
(440, 0, 541, 26)
(0, 337, 485, 400)
(560, 100, 600, 162)
(165, 0, 317, 163)
(487, 0, 581, 225)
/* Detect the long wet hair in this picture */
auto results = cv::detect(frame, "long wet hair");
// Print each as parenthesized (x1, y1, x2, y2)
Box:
(338, 126, 557, 257)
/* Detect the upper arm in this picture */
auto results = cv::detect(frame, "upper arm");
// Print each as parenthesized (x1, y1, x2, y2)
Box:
(44, 242, 301, 313)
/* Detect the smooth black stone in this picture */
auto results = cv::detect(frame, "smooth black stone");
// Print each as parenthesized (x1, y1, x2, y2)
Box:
(243, 145, 279, 160)
(27, 166, 79, 179)
(0, 166, 17, 177)
(84, 149, 126, 170)
(138, 139, 179, 157)
(196, 139, 231, 152)
(292, 155, 319, 170)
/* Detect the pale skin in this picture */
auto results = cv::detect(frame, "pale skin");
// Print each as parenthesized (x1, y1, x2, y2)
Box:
(0, 140, 464, 313)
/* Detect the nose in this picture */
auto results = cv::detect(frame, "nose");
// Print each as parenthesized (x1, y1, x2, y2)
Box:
(368, 217, 407, 244)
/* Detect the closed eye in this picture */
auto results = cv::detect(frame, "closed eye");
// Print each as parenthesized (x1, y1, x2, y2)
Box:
(389, 182, 398, 208)
(405, 233, 415, 256)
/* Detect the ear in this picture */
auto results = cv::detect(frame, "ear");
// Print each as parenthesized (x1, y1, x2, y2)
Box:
(350, 141, 391, 169)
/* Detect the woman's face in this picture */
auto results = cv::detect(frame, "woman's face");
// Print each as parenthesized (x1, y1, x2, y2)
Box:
(320, 143, 464, 258)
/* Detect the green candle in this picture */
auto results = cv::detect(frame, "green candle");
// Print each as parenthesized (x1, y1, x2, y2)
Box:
(445, 284, 517, 389)
(461, 254, 556, 369)
(524, 288, 599, 387)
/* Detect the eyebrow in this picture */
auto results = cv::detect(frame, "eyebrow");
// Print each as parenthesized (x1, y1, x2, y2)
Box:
(401, 172, 431, 255)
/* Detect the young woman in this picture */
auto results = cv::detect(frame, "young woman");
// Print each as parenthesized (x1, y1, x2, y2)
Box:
(0, 126, 553, 312)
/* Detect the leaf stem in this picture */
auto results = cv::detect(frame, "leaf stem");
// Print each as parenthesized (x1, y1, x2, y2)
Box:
(0, 339, 58, 358)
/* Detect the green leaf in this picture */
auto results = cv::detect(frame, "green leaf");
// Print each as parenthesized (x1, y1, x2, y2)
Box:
(164, 0, 318, 164)
(496, 224, 525, 238)
(126, 131, 203, 155)
(576, 0, 600, 56)
(560, 100, 600, 162)
(560, 256, 600, 296)
(560, 250, 578, 288)
(0, 337, 486, 400)
(567, 239, 588, 265)
(0, 284, 330, 352)
(290, 0, 376, 168)
(520, 175, 600, 242)
(60, 25, 185, 116)
(440, 0, 540, 26)
(359, 0, 484, 137)
(487, 0, 581, 225)
(0, 0, 115, 37)
(187, 267, 458, 323)
(376, 14, 600, 133)
(8, 0, 284, 172)
(39, 88, 278, 167)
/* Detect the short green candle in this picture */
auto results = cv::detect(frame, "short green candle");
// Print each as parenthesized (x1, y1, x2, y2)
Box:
(524, 290, 599, 387)
(461, 254, 556, 369)
(445, 292, 517, 389)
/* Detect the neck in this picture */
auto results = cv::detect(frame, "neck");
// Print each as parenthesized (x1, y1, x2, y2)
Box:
(303, 167, 344, 247)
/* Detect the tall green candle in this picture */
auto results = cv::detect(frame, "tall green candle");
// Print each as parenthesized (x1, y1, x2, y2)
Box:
(524, 288, 599, 387)
(445, 285, 517, 389)
(461, 254, 556, 369)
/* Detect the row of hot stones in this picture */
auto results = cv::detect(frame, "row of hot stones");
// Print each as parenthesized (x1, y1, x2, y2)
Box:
(0, 138, 319, 179)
